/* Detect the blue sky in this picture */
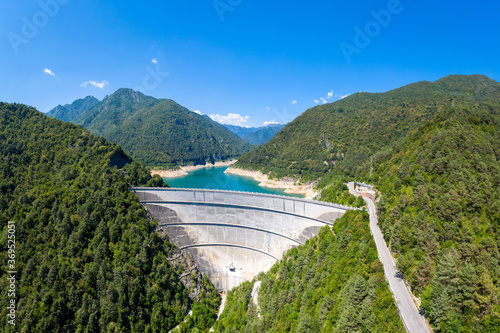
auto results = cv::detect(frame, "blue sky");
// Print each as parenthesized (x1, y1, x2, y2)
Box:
(1, 0, 499, 127)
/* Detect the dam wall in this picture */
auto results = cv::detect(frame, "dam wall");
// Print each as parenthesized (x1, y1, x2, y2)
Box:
(131, 188, 355, 290)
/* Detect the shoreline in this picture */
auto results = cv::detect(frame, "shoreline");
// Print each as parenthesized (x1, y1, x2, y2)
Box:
(151, 160, 237, 178)
(224, 167, 319, 199)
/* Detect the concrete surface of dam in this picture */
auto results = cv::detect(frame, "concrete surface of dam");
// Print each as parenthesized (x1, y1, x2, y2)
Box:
(131, 188, 356, 290)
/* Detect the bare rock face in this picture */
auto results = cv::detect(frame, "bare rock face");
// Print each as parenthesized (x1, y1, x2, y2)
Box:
(164, 241, 204, 301)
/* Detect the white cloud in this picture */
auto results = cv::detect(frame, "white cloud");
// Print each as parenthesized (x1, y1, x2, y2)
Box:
(263, 120, 279, 126)
(266, 107, 271, 111)
(152, 58, 158, 64)
(209, 113, 250, 126)
(43, 68, 55, 76)
(192, 110, 202, 115)
(291, 100, 298, 105)
(313, 90, 350, 105)
(80, 80, 109, 89)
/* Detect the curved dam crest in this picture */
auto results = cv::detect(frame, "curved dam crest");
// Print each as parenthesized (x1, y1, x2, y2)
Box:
(131, 188, 357, 290)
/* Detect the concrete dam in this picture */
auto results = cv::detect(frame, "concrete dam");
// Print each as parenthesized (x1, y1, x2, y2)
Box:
(131, 188, 355, 291)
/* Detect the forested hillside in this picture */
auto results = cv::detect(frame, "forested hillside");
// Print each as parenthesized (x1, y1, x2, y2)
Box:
(365, 101, 500, 331)
(49, 89, 252, 168)
(230, 74, 500, 331)
(47, 96, 100, 123)
(214, 211, 404, 332)
(235, 75, 500, 180)
(0, 103, 219, 332)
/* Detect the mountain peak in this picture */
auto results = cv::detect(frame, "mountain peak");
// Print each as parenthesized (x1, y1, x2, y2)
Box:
(103, 88, 152, 104)
(433, 74, 500, 100)
(47, 95, 100, 122)
(48, 89, 252, 168)
(434, 73, 495, 84)
(235, 74, 500, 179)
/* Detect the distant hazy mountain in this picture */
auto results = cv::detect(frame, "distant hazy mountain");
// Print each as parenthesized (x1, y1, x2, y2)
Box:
(224, 125, 256, 138)
(46, 95, 100, 122)
(49, 89, 252, 168)
(224, 124, 286, 145)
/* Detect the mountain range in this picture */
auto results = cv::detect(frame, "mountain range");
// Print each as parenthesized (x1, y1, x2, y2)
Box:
(47, 95, 100, 122)
(224, 123, 286, 145)
(47, 89, 253, 168)
(229, 74, 500, 331)
(8, 74, 500, 331)
(235, 74, 500, 180)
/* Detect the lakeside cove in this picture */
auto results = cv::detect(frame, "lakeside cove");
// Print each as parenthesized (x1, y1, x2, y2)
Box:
(151, 161, 319, 199)
(150, 160, 237, 178)
(223, 167, 319, 199)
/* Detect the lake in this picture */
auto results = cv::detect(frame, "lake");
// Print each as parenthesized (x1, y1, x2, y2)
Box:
(163, 166, 303, 198)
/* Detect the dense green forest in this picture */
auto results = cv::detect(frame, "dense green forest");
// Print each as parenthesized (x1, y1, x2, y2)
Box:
(364, 101, 500, 331)
(235, 75, 500, 181)
(47, 96, 100, 123)
(214, 211, 404, 332)
(0, 103, 219, 332)
(48, 89, 252, 168)
(232, 75, 500, 331)
(10, 74, 500, 332)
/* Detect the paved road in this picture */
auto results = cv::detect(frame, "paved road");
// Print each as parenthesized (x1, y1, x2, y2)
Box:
(347, 183, 430, 333)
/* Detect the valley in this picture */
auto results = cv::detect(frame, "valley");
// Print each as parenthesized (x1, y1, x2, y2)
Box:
(222, 74, 500, 332)
(2, 74, 499, 333)
(3, 1, 499, 331)
(47, 89, 253, 169)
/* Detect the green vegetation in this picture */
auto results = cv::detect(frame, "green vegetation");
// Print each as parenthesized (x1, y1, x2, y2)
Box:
(10, 74, 500, 332)
(171, 277, 221, 333)
(234, 74, 500, 331)
(317, 175, 365, 208)
(214, 211, 405, 332)
(49, 89, 252, 169)
(235, 75, 500, 181)
(47, 96, 100, 123)
(367, 102, 500, 331)
(0, 103, 219, 332)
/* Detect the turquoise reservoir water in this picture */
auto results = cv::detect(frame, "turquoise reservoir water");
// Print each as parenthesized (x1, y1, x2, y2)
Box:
(163, 166, 304, 198)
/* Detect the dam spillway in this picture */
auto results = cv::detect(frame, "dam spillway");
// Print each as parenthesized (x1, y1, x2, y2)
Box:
(131, 188, 356, 290)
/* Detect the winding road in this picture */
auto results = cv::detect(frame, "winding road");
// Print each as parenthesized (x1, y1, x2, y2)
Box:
(347, 182, 430, 333)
